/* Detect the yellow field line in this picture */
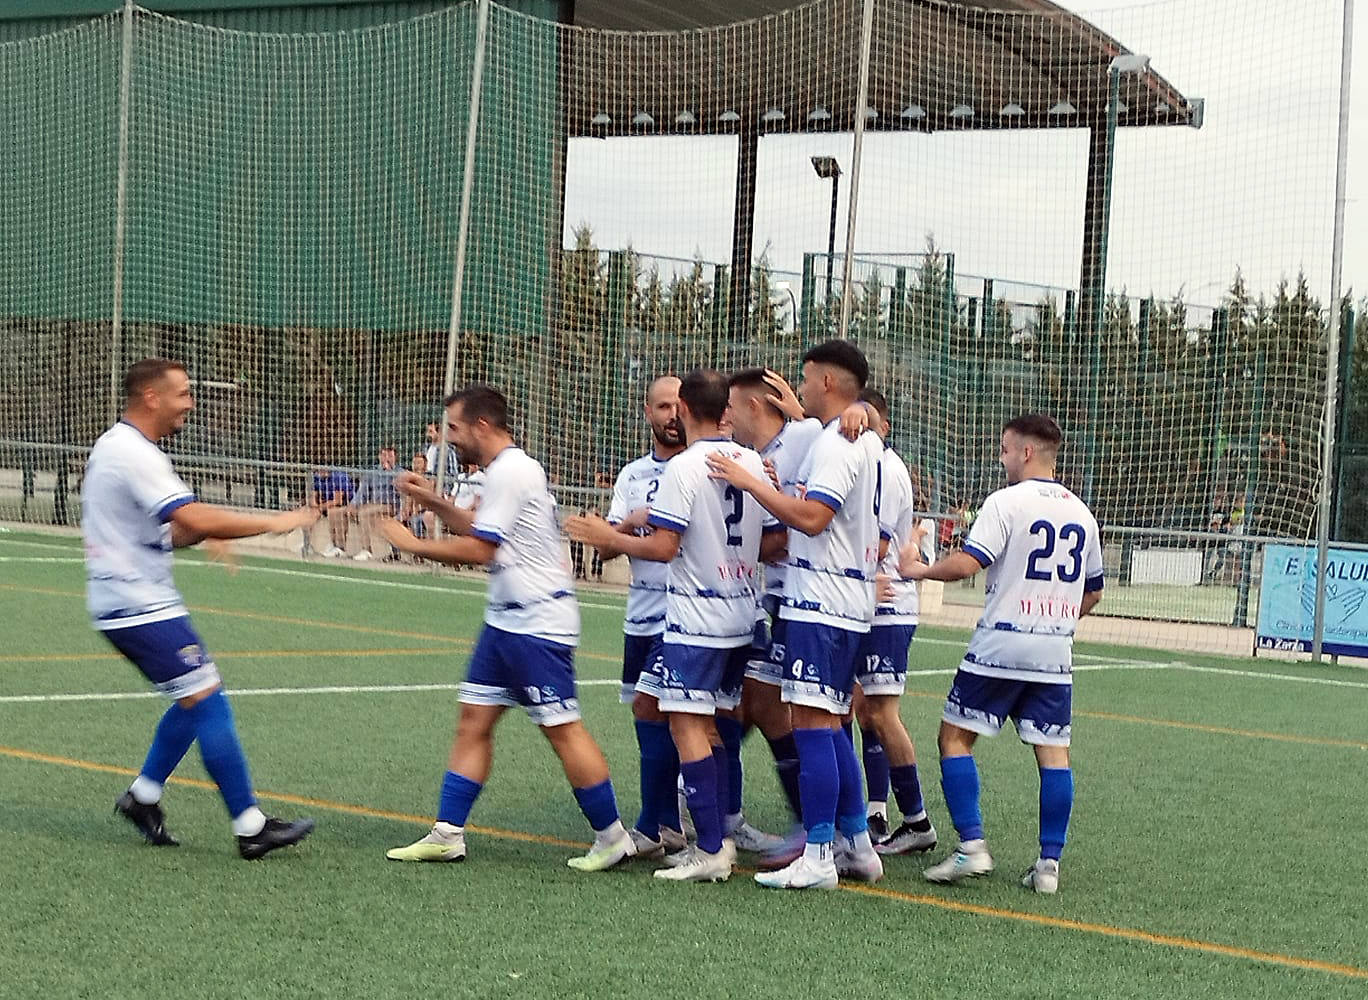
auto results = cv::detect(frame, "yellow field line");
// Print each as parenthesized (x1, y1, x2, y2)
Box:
(0, 647, 466, 664)
(1, 741, 1364, 981)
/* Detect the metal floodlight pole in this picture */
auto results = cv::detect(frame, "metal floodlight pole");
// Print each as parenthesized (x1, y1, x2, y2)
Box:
(827, 171, 839, 303)
(437, 0, 491, 499)
(838, 0, 875, 340)
(109, 0, 135, 424)
(1313, 0, 1354, 662)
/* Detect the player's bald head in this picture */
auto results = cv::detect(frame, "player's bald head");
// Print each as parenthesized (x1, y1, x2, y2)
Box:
(646, 374, 680, 406)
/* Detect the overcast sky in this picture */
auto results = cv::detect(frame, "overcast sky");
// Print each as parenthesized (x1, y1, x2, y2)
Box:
(562, 0, 1362, 314)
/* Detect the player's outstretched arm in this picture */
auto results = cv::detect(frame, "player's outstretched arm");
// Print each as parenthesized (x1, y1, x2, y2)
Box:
(589, 508, 651, 560)
(394, 470, 476, 536)
(371, 515, 496, 567)
(705, 453, 834, 537)
(170, 502, 319, 547)
(567, 513, 680, 563)
(901, 549, 982, 583)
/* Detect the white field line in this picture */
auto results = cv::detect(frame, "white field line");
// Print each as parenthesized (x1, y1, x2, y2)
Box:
(1170, 662, 1368, 691)
(0, 678, 622, 705)
(0, 545, 1151, 662)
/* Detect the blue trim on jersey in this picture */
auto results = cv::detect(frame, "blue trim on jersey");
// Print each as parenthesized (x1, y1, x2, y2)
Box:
(1084, 572, 1105, 593)
(762, 522, 787, 534)
(487, 589, 574, 612)
(789, 557, 870, 581)
(962, 541, 993, 567)
(879, 529, 893, 541)
(667, 585, 756, 600)
(96, 600, 184, 623)
(469, 526, 505, 545)
(156, 495, 195, 522)
(647, 511, 688, 533)
(805, 488, 843, 513)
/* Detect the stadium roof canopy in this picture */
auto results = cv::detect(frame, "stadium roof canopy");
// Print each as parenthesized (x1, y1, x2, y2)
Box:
(564, 0, 1201, 137)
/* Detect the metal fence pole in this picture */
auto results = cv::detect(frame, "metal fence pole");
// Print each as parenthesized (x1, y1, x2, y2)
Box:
(436, 0, 492, 499)
(109, 0, 135, 424)
(837, 0, 875, 339)
(1313, 0, 1354, 662)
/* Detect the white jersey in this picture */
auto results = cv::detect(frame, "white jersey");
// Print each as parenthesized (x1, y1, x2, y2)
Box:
(758, 418, 823, 604)
(648, 438, 778, 648)
(779, 421, 883, 633)
(607, 451, 672, 637)
(450, 469, 486, 511)
(82, 422, 196, 630)
(960, 478, 1104, 683)
(873, 445, 933, 627)
(469, 447, 578, 644)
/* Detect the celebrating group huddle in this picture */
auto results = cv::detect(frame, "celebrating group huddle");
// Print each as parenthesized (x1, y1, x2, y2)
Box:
(90, 342, 1102, 894)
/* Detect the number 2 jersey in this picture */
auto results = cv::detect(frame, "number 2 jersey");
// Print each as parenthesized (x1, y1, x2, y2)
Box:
(607, 452, 672, 637)
(960, 478, 1104, 683)
(647, 438, 779, 648)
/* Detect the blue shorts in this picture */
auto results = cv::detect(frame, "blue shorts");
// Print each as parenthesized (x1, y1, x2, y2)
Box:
(102, 616, 222, 701)
(744, 612, 787, 686)
(779, 619, 866, 715)
(942, 669, 1072, 746)
(621, 633, 662, 704)
(460, 625, 581, 727)
(856, 624, 916, 696)
(637, 642, 748, 715)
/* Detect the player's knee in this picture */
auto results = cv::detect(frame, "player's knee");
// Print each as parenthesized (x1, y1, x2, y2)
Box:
(938, 722, 974, 757)
(631, 692, 663, 722)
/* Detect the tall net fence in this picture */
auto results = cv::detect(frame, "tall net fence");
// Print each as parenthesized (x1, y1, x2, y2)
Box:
(0, 0, 1355, 652)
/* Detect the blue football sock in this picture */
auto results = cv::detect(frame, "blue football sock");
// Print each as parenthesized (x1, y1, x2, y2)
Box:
(710, 744, 731, 834)
(680, 755, 723, 854)
(834, 724, 868, 837)
(437, 770, 483, 827)
(889, 763, 927, 820)
(189, 690, 256, 819)
(860, 726, 890, 805)
(140, 702, 197, 785)
(940, 754, 984, 843)
(766, 732, 803, 820)
(633, 719, 675, 838)
(715, 717, 745, 817)
(1039, 767, 1074, 861)
(793, 727, 838, 844)
(573, 779, 621, 833)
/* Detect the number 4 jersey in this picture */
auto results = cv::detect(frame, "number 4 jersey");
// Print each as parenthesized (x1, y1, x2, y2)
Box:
(647, 438, 779, 648)
(960, 478, 1104, 683)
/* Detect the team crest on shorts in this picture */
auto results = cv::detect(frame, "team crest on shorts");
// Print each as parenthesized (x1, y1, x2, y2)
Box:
(177, 644, 204, 668)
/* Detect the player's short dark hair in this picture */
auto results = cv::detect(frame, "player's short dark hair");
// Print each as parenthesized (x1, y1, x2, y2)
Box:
(858, 388, 889, 423)
(728, 367, 778, 398)
(1004, 413, 1064, 449)
(678, 368, 730, 424)
(445, 384, 509, 430)
(123, 358, 186, 399)
(802, 339, 869, 388)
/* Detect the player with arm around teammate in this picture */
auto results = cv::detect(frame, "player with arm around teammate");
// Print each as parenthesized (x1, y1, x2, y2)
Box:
(567, 369, 786, 882)
(708, 340, 886, 890)
(88, 359, 320, 859)
(904, 413, 1103, 894)
(376, 384, 635, 872)
(589, 374, 690, 858)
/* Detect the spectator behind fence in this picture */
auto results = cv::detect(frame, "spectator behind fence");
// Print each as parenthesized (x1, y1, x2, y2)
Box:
(311, 465, 354, 557)
(348, 444, 401, 561)
(401, 452, 435, 540)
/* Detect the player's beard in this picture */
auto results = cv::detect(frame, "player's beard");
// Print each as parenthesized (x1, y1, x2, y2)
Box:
(652, 419, 683, 448)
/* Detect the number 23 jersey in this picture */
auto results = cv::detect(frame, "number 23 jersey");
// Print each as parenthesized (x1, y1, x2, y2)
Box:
(960, 479, 1104, 683)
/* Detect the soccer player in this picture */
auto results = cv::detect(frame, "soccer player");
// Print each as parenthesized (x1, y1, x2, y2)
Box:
(378, 384, 634, 872)
(904, 414, 1103, 894)
(568, 369, 783, 883)
(849, 389, 937, 856)
(708, 340, 885, 890)
(87, 358, 320, 859)
(581, 375, 688, 858)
